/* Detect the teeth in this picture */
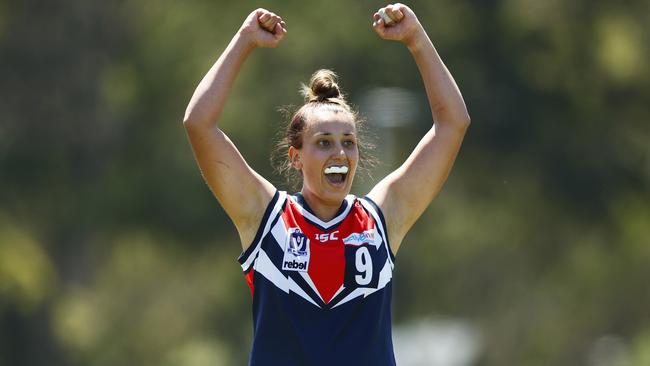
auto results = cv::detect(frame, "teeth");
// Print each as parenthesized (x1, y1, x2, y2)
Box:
(324, 166, 349, 174)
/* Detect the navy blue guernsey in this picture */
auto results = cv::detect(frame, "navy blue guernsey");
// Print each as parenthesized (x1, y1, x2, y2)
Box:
(237, 191, 397, 366)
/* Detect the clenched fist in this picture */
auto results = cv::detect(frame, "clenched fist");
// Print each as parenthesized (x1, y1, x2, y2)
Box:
(239, 8, 287, 49)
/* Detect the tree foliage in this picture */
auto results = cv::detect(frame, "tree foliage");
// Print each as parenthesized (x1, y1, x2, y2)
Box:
(1, 0, 649, 365)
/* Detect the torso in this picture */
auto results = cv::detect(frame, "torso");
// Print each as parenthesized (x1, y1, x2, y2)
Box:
(238, 191, 397, 366)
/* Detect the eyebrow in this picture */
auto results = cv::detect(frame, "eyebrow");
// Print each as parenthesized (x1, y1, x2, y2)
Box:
(313, 132, 356, 136)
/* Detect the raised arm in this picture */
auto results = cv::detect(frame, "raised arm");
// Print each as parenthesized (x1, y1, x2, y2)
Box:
(367, 4, 471, 254)
(183, 9, 286, 249)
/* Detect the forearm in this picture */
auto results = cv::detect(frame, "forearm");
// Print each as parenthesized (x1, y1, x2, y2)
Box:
(406, 28, 470, 129)
(183, 32, 254, 129)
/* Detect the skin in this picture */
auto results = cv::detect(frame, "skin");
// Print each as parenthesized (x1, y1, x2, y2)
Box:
(184, 4, 470, 255)
(289, 110, 359, 221)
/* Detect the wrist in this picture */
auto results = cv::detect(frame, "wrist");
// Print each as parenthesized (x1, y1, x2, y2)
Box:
(404, 26, 430, 53)
(234, 28, 258, 53)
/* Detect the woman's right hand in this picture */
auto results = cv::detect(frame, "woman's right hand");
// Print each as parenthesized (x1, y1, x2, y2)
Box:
(239, 9, 287, 49)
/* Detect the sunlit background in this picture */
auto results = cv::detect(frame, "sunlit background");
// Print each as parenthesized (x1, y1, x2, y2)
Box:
(1, 0, 649, 365)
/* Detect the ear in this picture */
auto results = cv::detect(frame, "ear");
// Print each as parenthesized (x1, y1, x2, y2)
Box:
(288, 146, 302, 170)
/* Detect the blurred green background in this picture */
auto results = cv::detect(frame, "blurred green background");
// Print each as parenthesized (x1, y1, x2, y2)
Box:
(1, 0, 649, 365)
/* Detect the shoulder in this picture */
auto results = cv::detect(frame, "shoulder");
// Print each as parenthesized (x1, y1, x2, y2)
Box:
(358, 193, 401, 256)
(356, 195, 387, 225)
(239, 190, 287, 250)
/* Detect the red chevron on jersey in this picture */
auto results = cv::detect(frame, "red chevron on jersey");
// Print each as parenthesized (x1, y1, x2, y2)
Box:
(239, 191, 395, 309)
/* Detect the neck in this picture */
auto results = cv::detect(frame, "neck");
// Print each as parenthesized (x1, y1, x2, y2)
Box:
(300, 189, 344, 222)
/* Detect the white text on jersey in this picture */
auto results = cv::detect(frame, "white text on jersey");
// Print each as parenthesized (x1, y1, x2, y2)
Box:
(315, 231, 339, 242)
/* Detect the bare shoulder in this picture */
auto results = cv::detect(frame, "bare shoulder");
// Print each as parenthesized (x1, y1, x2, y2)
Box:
(366, 170, 408, 254)
(236, 181, 277, 250)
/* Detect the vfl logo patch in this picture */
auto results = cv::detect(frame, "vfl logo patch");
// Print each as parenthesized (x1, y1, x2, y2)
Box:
(343, 229, 382, 249)
(282, 228, 310, 272)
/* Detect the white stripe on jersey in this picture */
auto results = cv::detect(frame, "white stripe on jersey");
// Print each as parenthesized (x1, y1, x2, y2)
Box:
(332, 287, 374, 309)
(300, 272, 325, 302)
(254, 248, 321, 308)
(332, 259, 393, 308)
(271, 216, 288, 251)
(359, 198, 394, 269)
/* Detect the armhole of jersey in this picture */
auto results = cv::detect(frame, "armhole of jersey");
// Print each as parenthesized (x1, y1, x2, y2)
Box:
(237, 190, 286, 271)
(360, 196, 396, 263)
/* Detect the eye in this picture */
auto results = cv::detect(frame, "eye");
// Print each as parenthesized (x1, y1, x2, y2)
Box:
(317, 139, 331, 148)
(342, 139, 356, 148)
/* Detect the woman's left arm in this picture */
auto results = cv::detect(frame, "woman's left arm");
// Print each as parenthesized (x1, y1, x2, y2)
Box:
(367, 4, 471, 254)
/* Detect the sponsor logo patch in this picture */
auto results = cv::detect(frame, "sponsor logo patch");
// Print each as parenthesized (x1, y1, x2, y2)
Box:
(343, 229, 382, 249)
(282, 228, 310, 272)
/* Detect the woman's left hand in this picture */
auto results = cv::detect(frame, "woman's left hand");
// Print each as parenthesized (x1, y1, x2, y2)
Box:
(372, 4, 423, 47)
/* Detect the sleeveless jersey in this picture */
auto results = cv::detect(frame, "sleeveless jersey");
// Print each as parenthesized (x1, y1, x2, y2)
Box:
(238, 191, 397, 366)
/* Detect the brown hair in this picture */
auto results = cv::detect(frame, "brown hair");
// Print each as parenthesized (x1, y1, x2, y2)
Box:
(273, 69, 376, 189)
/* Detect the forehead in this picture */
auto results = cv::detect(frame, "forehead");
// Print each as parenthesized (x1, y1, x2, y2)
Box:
(304, 110, 356, 135)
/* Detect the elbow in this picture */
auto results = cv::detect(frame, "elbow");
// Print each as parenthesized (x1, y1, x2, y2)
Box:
(182, 107, 193, 123)
(182, 119, 196, 132)
(445, 113, 470, 133)
(182, 110, 205, 132)
(459, 114, 471, 130)
(433, 105, 470, 131)
(182, 109, 197, 128)
(183, 104, 217, 132)
(183, 113, 217, 138)
(182, 116, 205, 137)
(454, 109, 471, 130)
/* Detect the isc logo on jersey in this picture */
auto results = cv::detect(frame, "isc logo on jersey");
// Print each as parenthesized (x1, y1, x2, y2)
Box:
(282, 228, 310, 272)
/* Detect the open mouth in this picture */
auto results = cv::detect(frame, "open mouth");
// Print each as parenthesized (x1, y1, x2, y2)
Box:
(324, 166, 349, 186)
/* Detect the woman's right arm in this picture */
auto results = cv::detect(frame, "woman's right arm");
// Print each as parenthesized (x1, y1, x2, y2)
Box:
(183, 9, 287, 249)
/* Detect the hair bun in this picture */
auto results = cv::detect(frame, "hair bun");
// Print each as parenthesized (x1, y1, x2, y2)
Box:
(302, 69, 342, 102)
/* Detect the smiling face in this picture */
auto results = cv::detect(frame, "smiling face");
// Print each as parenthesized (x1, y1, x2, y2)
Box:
(289, 108, 359, 209)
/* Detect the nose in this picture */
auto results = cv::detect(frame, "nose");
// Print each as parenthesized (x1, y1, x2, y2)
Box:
(335, 142, 346, 157)
(327, 143, 347, 163)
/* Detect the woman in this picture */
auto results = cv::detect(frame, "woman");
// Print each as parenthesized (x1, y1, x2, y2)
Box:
(183, 4, 470, 365)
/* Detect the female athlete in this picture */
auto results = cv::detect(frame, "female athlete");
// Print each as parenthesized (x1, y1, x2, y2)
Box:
(183, 4, 470, 365)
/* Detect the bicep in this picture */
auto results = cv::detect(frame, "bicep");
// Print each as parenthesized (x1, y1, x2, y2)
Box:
(368, 124, 467, 252)
(185, 125, 275, 244)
